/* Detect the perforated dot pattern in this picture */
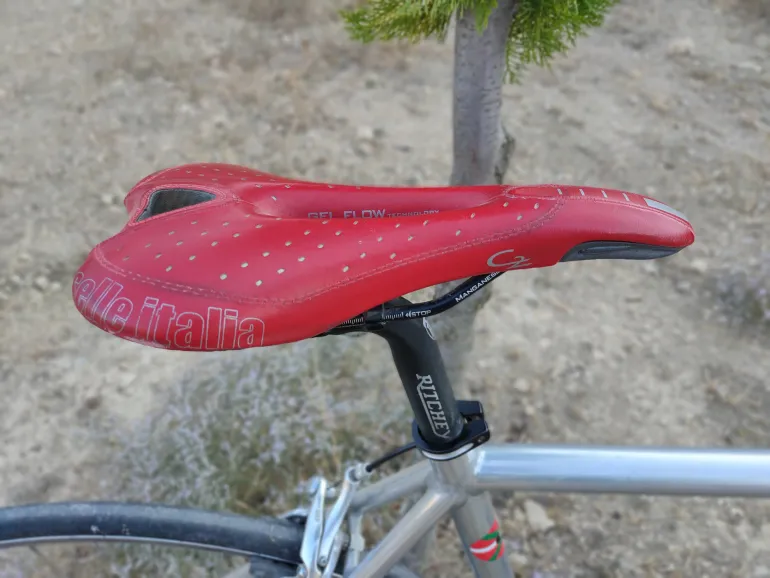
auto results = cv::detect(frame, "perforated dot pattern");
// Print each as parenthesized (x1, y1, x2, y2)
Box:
(82, 163, 693, 351)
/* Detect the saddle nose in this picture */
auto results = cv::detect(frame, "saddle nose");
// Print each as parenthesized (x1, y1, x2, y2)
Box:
(558, 195, 693, 262)
(502, 185, 693, 263)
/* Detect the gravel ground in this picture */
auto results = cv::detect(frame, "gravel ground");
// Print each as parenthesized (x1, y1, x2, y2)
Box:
(0, 0, 768, 576)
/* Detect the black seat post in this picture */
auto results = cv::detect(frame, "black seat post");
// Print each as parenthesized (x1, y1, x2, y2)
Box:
(373, 298, 466, 449)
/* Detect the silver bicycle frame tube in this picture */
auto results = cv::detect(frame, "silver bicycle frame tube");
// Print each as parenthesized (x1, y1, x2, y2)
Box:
(346, 444, 770, 578)
(470, 444, 770, 496)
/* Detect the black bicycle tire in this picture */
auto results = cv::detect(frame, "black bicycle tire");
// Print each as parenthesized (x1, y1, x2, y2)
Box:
(0, 501, 312, 564)
(0, 501, 424, 577)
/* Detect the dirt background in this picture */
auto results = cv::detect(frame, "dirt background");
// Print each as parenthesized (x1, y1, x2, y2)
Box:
(0, 0, 769, 576)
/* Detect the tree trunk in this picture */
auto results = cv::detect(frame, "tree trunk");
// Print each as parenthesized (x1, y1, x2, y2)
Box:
(406, 3, 518, 573)
(432, 0, 518, 391)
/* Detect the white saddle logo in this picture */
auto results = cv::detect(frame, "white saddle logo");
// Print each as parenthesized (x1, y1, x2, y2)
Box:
(487, 250, 531, 270)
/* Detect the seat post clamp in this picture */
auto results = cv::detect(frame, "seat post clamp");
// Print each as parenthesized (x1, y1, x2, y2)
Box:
(412, 400, 490, 461)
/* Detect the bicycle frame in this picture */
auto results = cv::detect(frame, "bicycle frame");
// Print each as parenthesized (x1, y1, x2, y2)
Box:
(343, 445, 770, 578)
(333, 291, 770, 578)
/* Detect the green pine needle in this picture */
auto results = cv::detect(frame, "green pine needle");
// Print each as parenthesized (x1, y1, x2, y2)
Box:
(341, 0, 618, 81)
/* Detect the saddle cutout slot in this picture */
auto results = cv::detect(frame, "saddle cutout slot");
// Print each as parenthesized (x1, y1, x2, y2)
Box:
(136, 188, 216, 222)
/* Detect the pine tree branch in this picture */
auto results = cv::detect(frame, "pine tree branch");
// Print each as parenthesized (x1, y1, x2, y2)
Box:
(341, 0, 619, 83)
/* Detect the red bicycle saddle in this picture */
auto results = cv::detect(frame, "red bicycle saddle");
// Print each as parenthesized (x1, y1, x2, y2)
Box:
(73, 163, 694, 350)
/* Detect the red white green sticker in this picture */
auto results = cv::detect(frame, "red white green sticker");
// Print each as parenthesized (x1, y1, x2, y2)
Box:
(469, 520, 505, 562)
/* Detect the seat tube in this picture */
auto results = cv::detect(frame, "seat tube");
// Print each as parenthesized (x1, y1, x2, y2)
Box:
(431, 455, 514, 578)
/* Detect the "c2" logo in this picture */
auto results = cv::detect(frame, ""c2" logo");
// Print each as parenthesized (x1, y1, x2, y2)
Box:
(486, 250, 531, 270)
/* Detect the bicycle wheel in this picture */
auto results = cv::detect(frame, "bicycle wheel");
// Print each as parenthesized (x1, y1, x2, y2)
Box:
(0, 501, 309, 564)
(0, 501, 420, 577)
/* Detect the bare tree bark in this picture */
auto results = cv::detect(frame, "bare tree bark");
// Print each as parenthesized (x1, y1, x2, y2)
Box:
(449, 1, 518, 188)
